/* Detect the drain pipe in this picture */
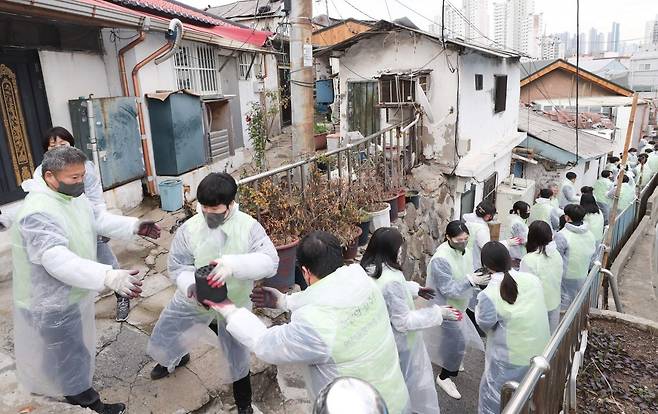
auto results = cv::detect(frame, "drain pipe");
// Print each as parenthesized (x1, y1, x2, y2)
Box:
(131, 18, 183, 195)
(85, 95, 103, 180)
(118, 31, 146, 96)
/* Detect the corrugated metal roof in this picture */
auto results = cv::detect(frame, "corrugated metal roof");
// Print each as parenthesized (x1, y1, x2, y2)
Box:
(206, 0, 282, 19)
(520, 59, 558, 78)
(532, 96, 646, 108)
(518, 109, 615, 160)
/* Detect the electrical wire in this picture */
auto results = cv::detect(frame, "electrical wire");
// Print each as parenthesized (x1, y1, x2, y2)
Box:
(384, 0, 392, 21)
(340, 0, 378, 21)
(576, 0, 580, 162)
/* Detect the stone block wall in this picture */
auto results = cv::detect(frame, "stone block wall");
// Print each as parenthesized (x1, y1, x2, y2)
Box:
(393, 163, 455, 285)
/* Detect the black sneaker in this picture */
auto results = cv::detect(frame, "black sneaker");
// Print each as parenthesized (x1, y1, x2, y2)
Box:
(87, 401, 126, 414)
(115, 296, 130, 322)
(150, 354, 190, 380)
(237, 407, 254, 414)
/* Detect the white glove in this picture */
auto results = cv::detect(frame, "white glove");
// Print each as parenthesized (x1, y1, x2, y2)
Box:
(207, 260, 234, 287)
(440, 305, 463, 321)
(467, 272, 491, 286)
(104, 269, 141, 298)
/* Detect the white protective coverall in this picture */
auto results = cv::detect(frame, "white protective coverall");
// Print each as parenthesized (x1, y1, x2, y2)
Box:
(222, 264, 411, 414)
(373, 265, 442, 413)
(584, 212, 604, 246)
(528, 198, 561, 231)
(555, 223, 597, 311)
(593, 178, 613, 221)
(634, 163, 654, 190)
(558, 178, 579, 209)
(607, 182, 637, 214)
(33, 162, 120, 268)
(519, 242, 563, 333)
(507, 214, 528, 261)
(147, 208, 278, 382)
(475, 270, 551, 414)
(12, 176, 137, 397)
(424, 241, 484, 373)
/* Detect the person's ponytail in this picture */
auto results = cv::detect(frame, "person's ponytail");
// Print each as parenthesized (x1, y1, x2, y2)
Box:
(500, 271, 518, 304)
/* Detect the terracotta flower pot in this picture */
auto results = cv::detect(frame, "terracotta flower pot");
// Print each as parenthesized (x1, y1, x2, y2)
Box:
(314, 133, 328, 150)
(265, 239, 299, 291)
(342, 226, 363, 261)
(396, 188, 406, 216)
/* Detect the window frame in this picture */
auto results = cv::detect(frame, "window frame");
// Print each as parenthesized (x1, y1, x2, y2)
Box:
(493, 74, 508, 113)
(475, 74, 483, 90)
(173, 43, 221, 95)
(238, 52, 264, 80)
(483, 172, 498, 205)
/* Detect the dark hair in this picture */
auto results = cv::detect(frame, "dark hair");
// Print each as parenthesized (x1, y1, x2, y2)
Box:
(475, 200, 496, 218)
(510, 200, 530, 215)
(580, 186, 593, 194)
(601, 170, 612, 178)
(297, 231, 344, 279)
(622, 175, 630, 183)
(539, 188, 553, 199)
(608, 156, 620, 163)
(629, 147, 638, 153)
(639, 153, 649, 163)
(43, 126, 75, 152)
(564, 204, 586, 223)
(445, 220, 469, 240)
(646, 149, 654, 154)
(481, 241, 517, 305)
(650, 140, 656, 144)
(526, 221, 553, 255)
(361, 227, 403, 279)
(566, 172, 577, 180)
(559, 214, 567, 230)
(197, 172, 237, 206)
(580, 193, 600, 215)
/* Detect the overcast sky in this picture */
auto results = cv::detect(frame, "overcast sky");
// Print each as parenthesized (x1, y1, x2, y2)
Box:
(182, 0, 658, 42)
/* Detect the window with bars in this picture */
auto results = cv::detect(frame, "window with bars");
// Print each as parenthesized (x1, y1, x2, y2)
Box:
(173, 43, 221, 95)
(238, 53, 264, 80)
(483, 172, 498, 205)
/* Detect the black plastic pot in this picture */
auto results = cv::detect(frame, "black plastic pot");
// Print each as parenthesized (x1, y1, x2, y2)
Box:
(357, 219, 371, 246)
(195, 265, 228, 304)
(383, 193, 399, 222)
(406, 190, 420, 209)
(265, 239, 299, 291)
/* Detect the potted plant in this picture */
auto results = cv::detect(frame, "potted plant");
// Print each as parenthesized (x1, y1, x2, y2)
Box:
(239, 178, 303, 291)
(314, 123, 329, 150)
(245, 89, 288, 172)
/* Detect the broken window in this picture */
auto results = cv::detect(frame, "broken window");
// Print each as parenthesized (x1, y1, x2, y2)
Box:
(475, 74, 483, 90)
(483, 172, 498, 205)
(494, 75, 507, 113)
(377, 73, 430, 106)
(173, 43, 221, 95)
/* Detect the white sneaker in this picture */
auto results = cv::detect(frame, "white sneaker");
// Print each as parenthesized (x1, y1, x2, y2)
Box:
(436, 376, 462, 399)
(459, 362, 465, 372)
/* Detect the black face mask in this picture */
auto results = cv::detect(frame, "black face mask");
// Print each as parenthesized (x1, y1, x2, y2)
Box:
(57, 181, 85, 198)
(203, 211, 227, 229)
(520, 211, 530, 220)
(448, 239, 467, 253)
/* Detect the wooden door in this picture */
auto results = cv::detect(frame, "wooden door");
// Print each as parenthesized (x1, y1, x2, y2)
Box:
(347, 81, 380, 137)
(0, 49, 51, 204)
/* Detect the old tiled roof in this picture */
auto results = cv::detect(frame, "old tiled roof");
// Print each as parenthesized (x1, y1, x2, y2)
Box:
(108, 0, 222, 25)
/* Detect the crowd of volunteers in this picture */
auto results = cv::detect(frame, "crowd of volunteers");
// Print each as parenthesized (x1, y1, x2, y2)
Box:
(2, 126, 656, 414)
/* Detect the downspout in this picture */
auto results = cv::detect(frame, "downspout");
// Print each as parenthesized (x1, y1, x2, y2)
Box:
(118, 31, 146, 96)
(131, 18, 183, 195)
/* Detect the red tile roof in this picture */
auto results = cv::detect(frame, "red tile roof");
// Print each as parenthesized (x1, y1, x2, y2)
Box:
(108, 0, 220, 25)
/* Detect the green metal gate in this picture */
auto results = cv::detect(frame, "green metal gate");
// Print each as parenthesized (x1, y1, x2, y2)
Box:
(347, 81, 380, 137)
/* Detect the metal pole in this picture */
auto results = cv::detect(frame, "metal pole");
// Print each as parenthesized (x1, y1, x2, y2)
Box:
(601, 92, 638, 306)
(85, 97, 102, 180)
(290, 0, 315, 159)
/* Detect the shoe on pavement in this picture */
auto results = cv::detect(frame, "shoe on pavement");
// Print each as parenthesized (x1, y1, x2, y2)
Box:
(237, 407, 254, 414)
(87, 401, 126, 414)
(459, 362, 465, 372)
(115, 296, 130, 322)
(436, 376, 462, 399)
(150, 354, 190, 380)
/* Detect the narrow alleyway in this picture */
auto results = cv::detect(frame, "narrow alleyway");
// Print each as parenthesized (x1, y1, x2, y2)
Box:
(0, 197, 485, 413)
(617, 224, 658, 323)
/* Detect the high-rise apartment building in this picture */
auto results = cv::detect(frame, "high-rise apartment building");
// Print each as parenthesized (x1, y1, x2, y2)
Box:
(464, 0, 489, 42)
(492, 2, 507, 47)
(428, 4, 465, 39)
(608, 22, 620, 52)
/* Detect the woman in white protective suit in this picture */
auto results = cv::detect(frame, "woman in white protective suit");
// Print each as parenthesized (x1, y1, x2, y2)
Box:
(425, 220, 488, 400)
(519, 221, 563, 333)
(360, 227, 463, 413)
(476, 241, 551, 414)
(507, 201, 530, 269)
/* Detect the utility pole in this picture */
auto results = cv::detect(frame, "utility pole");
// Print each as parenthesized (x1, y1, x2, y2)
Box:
(290, 0, 315, 158)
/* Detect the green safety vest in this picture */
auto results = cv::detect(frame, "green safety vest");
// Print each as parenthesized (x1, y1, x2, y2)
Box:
(637, 165, 654, 189)
(618, 183, 635, 212)
(482, 272, 550, 366)
(520, 250, 562, 311)
(186, 211, 256, 309)
(559, 228, 596, 280)
(430, 241, 471, 311)
(529, 201, 552, 226)
(375, 266, 417, 350)
(593, 179, 611, 206)
(298, 268, 410, 414)
(584, 212, 604, 243)
(12, 183, 96, 309)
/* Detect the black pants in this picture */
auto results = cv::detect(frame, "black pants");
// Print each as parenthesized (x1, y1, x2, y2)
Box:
(208, 322, 252, 409)
(65, 387, 101, 407)
(439, 368, 459, 380)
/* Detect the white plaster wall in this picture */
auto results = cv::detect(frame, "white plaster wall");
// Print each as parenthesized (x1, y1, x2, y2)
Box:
(39, 50, 112, 131)
(238, 79, 260, 149)
(263, 54, 281, 136)
(615, 104, 649, 155)
(458, 52, 521, 153)
(337, 33, 458, 157)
